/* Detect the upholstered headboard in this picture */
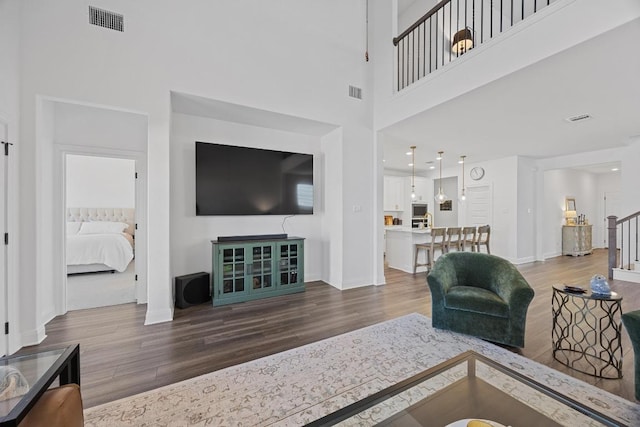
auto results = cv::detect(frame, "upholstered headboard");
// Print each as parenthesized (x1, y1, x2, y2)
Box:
(66, 207, 135, 236)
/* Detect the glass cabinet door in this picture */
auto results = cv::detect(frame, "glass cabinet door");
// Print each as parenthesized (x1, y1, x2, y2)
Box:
(220, 247, 246, 297)
(249, 244, 274, 292)
(278, 242, 301, 287)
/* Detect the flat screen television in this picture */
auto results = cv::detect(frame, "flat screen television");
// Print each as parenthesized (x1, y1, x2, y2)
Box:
(195, 141, 314, 215)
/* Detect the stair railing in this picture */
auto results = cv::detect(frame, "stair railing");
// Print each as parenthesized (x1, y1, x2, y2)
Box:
(608, 212, 640, 279)
(393, 0, 557, 91)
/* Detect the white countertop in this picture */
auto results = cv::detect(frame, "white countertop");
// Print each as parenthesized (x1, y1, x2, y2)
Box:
(385, 226, 431, 234)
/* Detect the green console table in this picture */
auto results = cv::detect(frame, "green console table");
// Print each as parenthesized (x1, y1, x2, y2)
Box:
(211, 236, 305, 306)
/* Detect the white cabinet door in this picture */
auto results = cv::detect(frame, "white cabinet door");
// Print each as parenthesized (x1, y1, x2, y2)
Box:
(384, 176, 405, 211)
(412, 177, 429, 203)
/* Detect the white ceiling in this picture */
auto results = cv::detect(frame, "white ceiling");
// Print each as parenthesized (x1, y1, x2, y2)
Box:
(382, 17, 640, 174)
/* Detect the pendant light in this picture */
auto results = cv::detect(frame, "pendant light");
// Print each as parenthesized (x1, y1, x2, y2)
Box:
(434, 151, 447, 204)
(452, 27, 473, 55)
(410, 146, 416, 200)
(459, 155, 467, 203)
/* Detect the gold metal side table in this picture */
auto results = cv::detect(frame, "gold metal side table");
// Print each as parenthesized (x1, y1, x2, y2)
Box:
(552, 285, 623, 379)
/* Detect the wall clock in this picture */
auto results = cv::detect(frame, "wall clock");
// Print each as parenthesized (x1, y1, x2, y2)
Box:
(470, 167, 485, 181)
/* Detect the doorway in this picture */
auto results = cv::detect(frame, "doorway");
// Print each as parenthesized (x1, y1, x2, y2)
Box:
(65, 154, 137, 310)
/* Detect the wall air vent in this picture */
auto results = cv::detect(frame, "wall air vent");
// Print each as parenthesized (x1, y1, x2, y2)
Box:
(348, 85, 363, 100)
(565, 114, 592, 123)
(89, 6, 124, 32)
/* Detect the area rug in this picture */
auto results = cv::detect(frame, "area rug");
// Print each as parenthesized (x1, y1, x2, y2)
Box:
(84, 313, 640, 426)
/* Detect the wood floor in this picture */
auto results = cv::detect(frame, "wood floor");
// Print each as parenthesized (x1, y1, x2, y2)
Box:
(20, 249, 640, 408)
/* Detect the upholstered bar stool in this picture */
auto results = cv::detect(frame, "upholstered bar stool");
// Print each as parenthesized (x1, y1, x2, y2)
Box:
(444, 227, 462, 253)
(461, 226, 477, 251)
(414, 227, 446, 274)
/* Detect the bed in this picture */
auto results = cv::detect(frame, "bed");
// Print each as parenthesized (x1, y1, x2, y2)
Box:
(66, 208, 135, 274)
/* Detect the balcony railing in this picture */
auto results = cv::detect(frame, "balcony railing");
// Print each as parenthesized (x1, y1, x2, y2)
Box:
(393, 0, 558, 91)
(608, 212, 640, 279)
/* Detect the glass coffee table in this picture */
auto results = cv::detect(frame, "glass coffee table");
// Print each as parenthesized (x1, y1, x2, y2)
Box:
(0, 345, 80, 426)
(306, 350, 622, 427)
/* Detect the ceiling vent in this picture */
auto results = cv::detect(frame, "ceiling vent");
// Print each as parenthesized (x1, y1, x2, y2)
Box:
(565, 114, 592, 123)
(348, 85, 363, 100)
(89, 6, 124, 32)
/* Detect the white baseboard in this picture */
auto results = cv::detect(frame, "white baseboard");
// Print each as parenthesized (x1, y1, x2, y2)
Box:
(511, 256, 535, 265)
(613, 268, 640, 284)
(20, 326, 47, 347)
(544, 251, 562, 259)
(144, 307, 174, 325)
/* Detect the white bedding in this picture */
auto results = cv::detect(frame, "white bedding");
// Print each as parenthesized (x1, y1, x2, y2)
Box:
(66, 233, 134, 273)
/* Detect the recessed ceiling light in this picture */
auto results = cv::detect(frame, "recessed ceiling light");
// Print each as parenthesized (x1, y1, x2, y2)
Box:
(458, 160, 464, 164)
(429, 166, 435, 170)
(408, 163, 414, 167)
(406, 151, 412, 156)
(611, 168, 619, 171)
(382, 159, 386, 162)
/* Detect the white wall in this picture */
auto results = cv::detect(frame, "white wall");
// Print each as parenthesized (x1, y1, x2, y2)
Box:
(54, 102, 148, 151)
(170, 113, 324, 281)
(66, 155, 135, 208)
(517, 157, 537, 262)
(398, 0, 438, 32)
(373, 0, 640, 131)
(543, 169, 598, 258)
(433, 176, 457, 227)
(0, 0, 22, 353)
(434, 156, 518, 262)
(15, 0, 374, 339)
(595, 171, 621, 248)
(538, 147, 626, 259)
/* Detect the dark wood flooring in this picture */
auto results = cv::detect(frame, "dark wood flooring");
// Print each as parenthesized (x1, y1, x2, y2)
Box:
(20, 249, 640, 408)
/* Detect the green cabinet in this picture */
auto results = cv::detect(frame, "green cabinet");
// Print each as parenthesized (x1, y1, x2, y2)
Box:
(211, 237, 304, 306)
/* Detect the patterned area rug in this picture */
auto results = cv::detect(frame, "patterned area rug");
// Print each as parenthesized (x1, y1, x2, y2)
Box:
(84, 313, 640, 426)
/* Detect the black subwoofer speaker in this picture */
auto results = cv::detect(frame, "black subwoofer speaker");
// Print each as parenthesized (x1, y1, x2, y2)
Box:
(175, 272, 211, 308)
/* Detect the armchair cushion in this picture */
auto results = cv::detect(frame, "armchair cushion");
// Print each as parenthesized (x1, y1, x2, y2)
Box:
(427, 252, 534, 348)
(445, 286, 509, 318)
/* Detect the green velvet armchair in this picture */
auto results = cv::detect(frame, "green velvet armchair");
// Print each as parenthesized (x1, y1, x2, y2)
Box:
(622, 310, 640, 400)
(427, 252, 535, 348)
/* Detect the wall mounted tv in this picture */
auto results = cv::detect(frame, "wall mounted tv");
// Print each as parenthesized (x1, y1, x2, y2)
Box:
(195, 141, 314, 216)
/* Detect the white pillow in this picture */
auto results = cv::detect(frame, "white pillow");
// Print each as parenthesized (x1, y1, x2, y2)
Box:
(78, 221, 128, 235)
(66, 222, 82, 235)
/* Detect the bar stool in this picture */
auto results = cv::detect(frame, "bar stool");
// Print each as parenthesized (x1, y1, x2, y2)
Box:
(414, 227, 446, 274)
(443, 227, 462, 253)
(476, 225, 491, 254)
(461, 226, 477, 251)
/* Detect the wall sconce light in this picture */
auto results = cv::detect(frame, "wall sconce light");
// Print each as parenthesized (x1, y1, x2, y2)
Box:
(452, 27, 473, 55)
(435, 151, 447, 204)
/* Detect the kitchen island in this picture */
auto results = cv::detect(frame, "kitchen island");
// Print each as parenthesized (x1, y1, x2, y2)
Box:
(385, 226, 432, 274)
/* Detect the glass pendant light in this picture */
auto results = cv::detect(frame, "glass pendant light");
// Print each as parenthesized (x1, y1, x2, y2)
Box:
(459, 155, 467, 203)
(434, 151, 447, 204)
(410, 146, 416, 200)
